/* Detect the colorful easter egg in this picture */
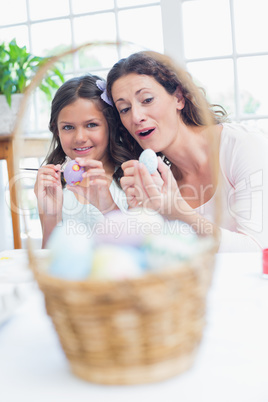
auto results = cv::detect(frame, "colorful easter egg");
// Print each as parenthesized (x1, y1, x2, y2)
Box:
(90, 244, 143, 281)
(63, 159, 85, 186)
(139, 149, 158, 174)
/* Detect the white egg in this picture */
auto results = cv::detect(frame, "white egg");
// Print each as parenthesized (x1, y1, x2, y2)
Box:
(139, 149, 158, 174)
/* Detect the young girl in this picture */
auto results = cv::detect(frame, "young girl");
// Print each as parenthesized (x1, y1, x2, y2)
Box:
(34, 74, 130, 247)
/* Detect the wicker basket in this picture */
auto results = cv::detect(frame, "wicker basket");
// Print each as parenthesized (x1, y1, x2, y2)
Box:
(14, 46, 220, 385)
(33, 251, 215, 385)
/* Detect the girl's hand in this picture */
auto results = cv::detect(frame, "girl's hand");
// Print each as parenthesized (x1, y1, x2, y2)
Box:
(34, 164, 63, 217)
(67, 158, 117, 214)
(121, 158, 164, 209)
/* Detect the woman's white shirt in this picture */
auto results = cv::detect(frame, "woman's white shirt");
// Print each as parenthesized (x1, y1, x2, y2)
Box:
(195, 123, 268, 252)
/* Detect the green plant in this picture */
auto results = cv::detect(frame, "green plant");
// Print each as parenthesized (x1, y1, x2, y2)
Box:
(0, 38, 65, 107)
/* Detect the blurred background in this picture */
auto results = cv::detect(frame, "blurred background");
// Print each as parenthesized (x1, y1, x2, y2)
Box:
(0, 0, 267, 250)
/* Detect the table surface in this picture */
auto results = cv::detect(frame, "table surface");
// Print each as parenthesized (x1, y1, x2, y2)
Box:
(0, 252, 268, 402)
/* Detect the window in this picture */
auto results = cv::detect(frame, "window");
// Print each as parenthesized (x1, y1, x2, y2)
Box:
(1, 0, 266, 132)
(161, 0, 268, 132)
(0, 0, 163, 136)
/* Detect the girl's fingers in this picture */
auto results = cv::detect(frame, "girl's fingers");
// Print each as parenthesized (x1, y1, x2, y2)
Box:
(88, 179, 109, 187)
(75, 157, 103, 169)
(82, 168, 106, 179)
(66, 185, 84, 199)
(38, 166, 60, 180)
(41, 179, 59, 187)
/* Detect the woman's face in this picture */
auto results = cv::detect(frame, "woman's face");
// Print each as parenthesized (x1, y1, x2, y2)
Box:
(57, 98, 109, 167)
(111, 73, 185, 153)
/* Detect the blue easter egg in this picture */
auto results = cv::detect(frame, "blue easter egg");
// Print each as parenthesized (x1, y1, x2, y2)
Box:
(139, 149, 158, 174)
(47, 225, 93, 280)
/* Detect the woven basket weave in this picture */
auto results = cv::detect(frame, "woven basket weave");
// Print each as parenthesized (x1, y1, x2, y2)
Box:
(34, 251, 214, 384)
(14, 46, 220, 385)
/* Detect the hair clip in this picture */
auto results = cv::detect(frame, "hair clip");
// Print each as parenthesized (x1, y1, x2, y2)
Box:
(96, 79, 113, 106)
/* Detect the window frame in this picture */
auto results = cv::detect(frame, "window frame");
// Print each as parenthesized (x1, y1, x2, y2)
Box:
(161, 0, 268, 127)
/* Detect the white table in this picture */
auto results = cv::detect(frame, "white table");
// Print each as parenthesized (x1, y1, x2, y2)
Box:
(0, 253, 268, 402)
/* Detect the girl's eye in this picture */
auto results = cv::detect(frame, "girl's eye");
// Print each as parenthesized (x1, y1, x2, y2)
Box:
(62, 125, 73, 131)
(143, 97, 153, 104)
(87, 123, 97, 128)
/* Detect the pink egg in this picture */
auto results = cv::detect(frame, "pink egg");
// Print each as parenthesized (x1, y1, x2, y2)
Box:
(63, 160, 85, 186)
(95, 209, 164, 247)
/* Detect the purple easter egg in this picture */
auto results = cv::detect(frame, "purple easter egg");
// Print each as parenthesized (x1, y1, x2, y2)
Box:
(63, 160, 85, 186)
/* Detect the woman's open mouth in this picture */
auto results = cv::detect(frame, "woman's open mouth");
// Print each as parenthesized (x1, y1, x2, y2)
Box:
(136, 128, 155, 138)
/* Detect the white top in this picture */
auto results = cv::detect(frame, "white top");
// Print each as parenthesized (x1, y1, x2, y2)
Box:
(1, 252, 268, 402)
(62, 180, 128, 229)
(195, 123, 268, 252)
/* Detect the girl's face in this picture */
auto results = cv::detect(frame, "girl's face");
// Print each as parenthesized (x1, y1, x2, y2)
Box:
(111, 73, 185, 153)
(57, 98, 109, 166)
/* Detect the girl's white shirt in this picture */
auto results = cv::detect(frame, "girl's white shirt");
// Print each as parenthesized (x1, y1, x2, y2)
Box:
(62, 179, 128, 230)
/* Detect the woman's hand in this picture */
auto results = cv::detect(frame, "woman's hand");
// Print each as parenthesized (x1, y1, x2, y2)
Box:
(67, 158, 118, 214)
(122, 157, 192, 218)
(34, 164, 63, 217)
(121, 159, 164, 209)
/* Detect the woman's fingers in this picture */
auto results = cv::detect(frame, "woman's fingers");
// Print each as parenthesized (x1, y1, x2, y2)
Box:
(133, 162, 150, 202)
(137, 163, 160, 199)
(120, 176, 134, 191)
(125, 187, 139, 208)
(123, 166, 135, 177)
(157, 157, 174, 187)
(121, 160, 137, 172)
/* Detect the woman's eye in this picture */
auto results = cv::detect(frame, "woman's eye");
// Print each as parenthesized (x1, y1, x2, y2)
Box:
(120, 107, 130, 114)
(62, 125, 73, 131)
(87, 123, 97, 128)
(143, 97, 153, 104)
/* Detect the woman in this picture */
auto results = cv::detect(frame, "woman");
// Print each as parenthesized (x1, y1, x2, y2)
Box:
(106, 51, 268, 252)
(34, 74, 130, 247)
